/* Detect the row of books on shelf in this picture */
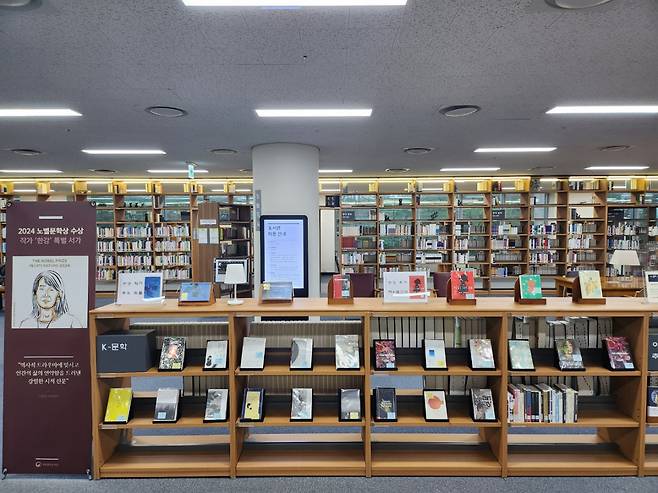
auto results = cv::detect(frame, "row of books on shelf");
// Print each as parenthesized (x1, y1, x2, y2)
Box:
(455, 238, 487, 249)
(491, 252, 523, 262)
(417, 224, 450, 235)
(380, 224, 413, 236)
(154, 254, 191, 267)
(97, 240, 114, 252)
(117, 255, 152, 267)
(568, 236, 597, 249)
(567, 251, 599, 262)
(529, 238, 559, 249)
(528, 265, 559, 275)
(97, 254, 115, 266)
(103, 386, 498, 425)
(417, 237, 449, 249)
(155, 225, 190, 237)
(96, 268, 116, 281)
(530, 223, 559, 235)
(116, 226, 152, 238)
(607, 223, 645, 236)
(97, 226, 114, 238)
(568, 223, 599, 234)
(116, 240, 152, 252)
(453, 252, 487, 263)
(154, 240, 191, 252)
(492, 266, 522, 277)
(507, 383, 578, 423)
(529, 252, 559, 263)
(607, 239, 642, 250)
(415, 252, 446, 264)
(491, 223, 521, 235)
(454, 223, 487, 235)
(492, 238, 524, 249)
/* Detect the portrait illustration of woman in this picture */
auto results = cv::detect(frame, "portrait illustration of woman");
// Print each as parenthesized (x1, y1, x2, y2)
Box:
(18, 270, 83, 328)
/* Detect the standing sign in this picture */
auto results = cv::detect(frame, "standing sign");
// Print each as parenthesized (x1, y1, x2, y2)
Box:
(2, 202, 95, 476)
(382, 271, 430, 303)
(260, 215, 308, 297)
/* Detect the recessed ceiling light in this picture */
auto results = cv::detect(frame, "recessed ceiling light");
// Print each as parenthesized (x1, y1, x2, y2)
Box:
(547, 105, 658, 114)
(145, 106, 187, 118)
(540, 178, 561, 182)
(0, 108, 81, 117)
(210, 148, 238, 155)
(183, 1, 406, 5)
(0, 169, 62, 173)
(319, 169, 353, 173)
(475, 147, 556, 153)
(82, 149, 166, 155)
(89, 168, 118, 174)
(403, 147, 434, 155)
(585, 165, 649, 170)
(10, 148, 42, 156)
(255, 108, 372, 118)
(599, 145, 632, 152)
(545, 0, 614, 9)
(439, 105, 481, 118)
(385, 168, 410, 173)
(147, 169, 209, 174)
(13, 188, 38, 192)
(440, 167, 500, 172)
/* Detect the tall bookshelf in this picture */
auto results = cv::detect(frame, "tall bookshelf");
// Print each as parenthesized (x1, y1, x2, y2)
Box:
(89, 297, 657, 478)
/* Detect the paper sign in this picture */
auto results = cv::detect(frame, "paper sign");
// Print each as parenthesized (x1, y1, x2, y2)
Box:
(383, 271, 429, 303)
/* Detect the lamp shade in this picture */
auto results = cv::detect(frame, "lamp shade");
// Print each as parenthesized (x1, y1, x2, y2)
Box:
(610, 249, 640, 267)
(224, 263, 247, 285)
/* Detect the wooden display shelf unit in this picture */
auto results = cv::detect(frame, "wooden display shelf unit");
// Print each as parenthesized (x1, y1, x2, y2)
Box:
(89, 297, 657, 479)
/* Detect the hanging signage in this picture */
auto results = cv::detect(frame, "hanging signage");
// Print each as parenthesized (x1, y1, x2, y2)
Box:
(2, 202, 95, 476)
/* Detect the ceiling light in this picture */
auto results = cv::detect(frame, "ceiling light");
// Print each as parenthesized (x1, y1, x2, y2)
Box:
(385, 168, 410, 173)
(319, 169, 353, 173)
(239, 168, 251, 173)
(145, 106, 187, 118)
(183, 0, 406, 5)
(599, 145, 632, 152)
(210, 148, 238, 155)
(0, 1, 34, 7)
(439, 105, 481, 118)
(0, 108, 81, 117)
(475, 147, 556, 153)
(87, 181, 112, 185)
(256, 108, 372, 118)
(89, 169, 117, 174)
(403, 147, 434, 155)
(82, 149, 166, 155)
(420, 187, 447, 191)
(0, 169, 62, 173)
(545, 0, 614, 9)
(147, 169, 208, 174)
(10, 148, 42, 156)
(585, 165, 649, 170)
(12, 188, 36, 192)
(321, 188, 341, 193)
(235, 188, 252, 193)
(547, 105, 658, 114)
(539, 178, 561, 182)
(440, 167, 500, 172)
(126, 189, 147, 193)
(501, 187, 516, 190)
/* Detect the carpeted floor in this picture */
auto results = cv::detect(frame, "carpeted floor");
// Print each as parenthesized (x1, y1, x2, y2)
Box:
(3, 310, 658, 492)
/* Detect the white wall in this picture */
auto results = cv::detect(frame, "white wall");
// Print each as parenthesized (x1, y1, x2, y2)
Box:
(252, 143, 320, 297)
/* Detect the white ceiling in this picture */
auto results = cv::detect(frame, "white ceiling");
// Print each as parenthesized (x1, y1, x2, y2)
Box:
(0, 0, 657, 177)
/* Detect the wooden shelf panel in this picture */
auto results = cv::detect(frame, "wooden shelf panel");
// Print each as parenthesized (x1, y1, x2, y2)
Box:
(372, 401, 500, 428)
(236, 443, 366, 476)
(508, 404, 638, 428)
(374, 362, 501, 377)
(236, 362, 365, 376)
(507, 445, 637, 476)
(509, 364, 641, 377)
(100, 403, 228, 430)
(644, 446, 658, 475)
(238, 401, 363, 428)
(371, 444, 501, 476)
(98, 365, 228, 378)
(100, 445, 230, 478)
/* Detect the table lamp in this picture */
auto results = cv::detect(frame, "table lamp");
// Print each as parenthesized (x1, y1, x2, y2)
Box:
(610, 249, 640, 281)
(224, 263, 247, 305)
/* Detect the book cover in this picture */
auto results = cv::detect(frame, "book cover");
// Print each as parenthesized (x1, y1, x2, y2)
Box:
(339, 389, 362, 421)
(332, 275, 351, 299)
(290, 337, 313, 370)
(290, 388, 313, 421)
(104, 388, 132, 423)
(555, 338, 585, 371)
(519, 274, 542, 300)
(509, 340, 535, 371)
(374, 387, 397, 422)
(423, 339, 447, 370)
(179, 282, 212, 303)
(204, 389, 228, 422)
(648, 387, 658, 421)
(423, 389, 449, 422)
(374, 339, 397, 370)
(578, 270, 603, 299)
(204, 340, 228, 370)
(408, 273, 426, 300)
(450, 271, 475, 300)
(241, 388, 264, 421)
(240, 337, 266, 370)
(470, 388, 496, 422)
(261, 281, 293, 302)
(159, 336, 186, 371)
(335, 335, 360, 370)
(469, 339, 496, 369)
(143, 275, 163, 301)
(153, 388, 180, 422)
(649, 335, 658, 371)
(604, 336, 635, 370)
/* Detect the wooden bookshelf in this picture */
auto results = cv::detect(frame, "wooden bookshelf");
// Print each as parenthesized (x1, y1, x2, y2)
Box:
(89, 297, 658, 479)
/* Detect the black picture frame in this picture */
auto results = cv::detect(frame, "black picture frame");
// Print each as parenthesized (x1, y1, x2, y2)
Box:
(260, 215, 309, 298)
(422, 339, 448, 371)
(507, 340, 535, 372)
(289, 337, 314, 371)
(239, 337, 266, 371)
(103, 388, 133, 425)
(373, 387, 398, 422)
(373, 339, 398, 371)
(240, 388, 265, 422)
(203, 340, 228, 371)
(422, 388, 449, 422)
(338, 388, 362, 422)
(335, 335, 361, 371)
(467, 339, 496, 371)
(603, 337, 636, 372)
(470, 388, 497, 423)
(158, 337, 186, 372)
(554, 339, 586, 372)
(290, 388, 314, 422)
(203, 388, 229, 423)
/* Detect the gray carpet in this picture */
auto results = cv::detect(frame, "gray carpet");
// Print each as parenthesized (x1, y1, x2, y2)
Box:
(3, 311, 658, 492)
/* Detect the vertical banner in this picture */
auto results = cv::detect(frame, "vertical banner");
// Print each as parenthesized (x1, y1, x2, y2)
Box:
(2, 202, 95, 475)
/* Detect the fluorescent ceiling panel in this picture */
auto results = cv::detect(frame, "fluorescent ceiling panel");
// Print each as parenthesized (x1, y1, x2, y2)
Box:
(319, 169, 353, 173)
(82, 149, 166, 155)
(184, 1, 405, 5)
(547, 105, 658, 114)
(475, 147, 556, 153)
(585, 165, 649, 170)
(0, 169, 63, 173)
(256, 108, 372, 118)
(147, 169, 209, 173)
(440, 167, 500, 172)
(0, 108, 81, 117)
